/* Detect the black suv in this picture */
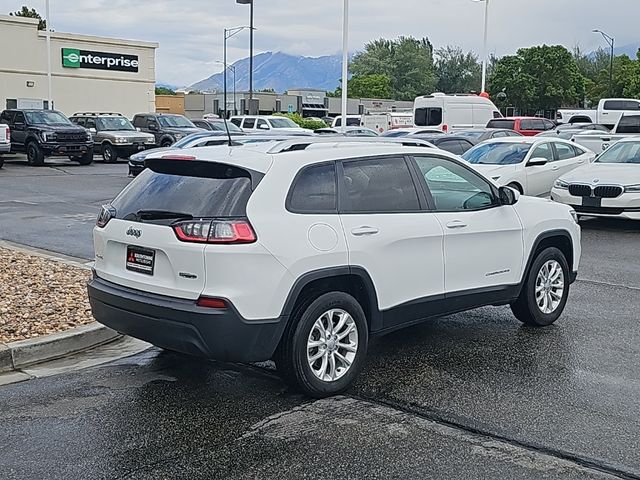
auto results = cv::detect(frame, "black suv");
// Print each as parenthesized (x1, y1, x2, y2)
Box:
(131, 113, 203, 148)
(0, 109, 94, 166)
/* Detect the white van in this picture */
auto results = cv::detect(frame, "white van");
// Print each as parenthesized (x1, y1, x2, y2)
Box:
(331, 115, 362, 128)
(362, 113, 414, 133)
(413, 93, 502, 132)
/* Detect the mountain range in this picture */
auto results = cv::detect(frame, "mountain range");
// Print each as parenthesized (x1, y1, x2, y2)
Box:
(188, 51, 343, 93)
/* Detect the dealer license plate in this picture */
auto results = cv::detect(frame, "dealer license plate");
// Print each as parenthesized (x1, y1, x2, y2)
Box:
(126, 245, 155, 275)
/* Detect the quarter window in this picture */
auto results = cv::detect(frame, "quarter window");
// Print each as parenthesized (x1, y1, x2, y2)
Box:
(341, 157, 420, 213)
(414, 156, 497, 211)
(288, 163, 337, 213)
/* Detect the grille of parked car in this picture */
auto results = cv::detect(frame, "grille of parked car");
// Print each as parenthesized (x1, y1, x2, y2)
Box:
(594, 185, 623, 198)
(574, 205, 624, 215)
(57, 132, 88, 142)
(568, 184, 592, 197)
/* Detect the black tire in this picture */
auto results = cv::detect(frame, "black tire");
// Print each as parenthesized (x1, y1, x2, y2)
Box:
(76, 150, 94, 165)
(101, 143, 118, 163)
(26, 142, 45, 166)
(511, 247, 570, 327)
(507, 182, 523, 194)
(161, 139, 173, 147)
(274, 292, 368, 398)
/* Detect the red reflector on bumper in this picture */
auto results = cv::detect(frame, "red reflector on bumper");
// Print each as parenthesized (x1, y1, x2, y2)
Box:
(196, 297, 227, 309)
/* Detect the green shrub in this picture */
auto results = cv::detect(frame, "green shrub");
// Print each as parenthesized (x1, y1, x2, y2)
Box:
(274, 113, 327, 131)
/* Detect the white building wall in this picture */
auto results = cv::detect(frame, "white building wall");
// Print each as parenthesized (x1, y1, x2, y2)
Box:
(0, 15, 158, 118)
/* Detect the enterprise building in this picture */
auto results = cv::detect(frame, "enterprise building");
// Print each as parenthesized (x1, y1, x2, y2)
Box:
(0, 14, 157, 118)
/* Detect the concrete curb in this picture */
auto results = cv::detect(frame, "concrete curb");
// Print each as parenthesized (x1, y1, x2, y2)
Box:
(0, 322, 121, 373)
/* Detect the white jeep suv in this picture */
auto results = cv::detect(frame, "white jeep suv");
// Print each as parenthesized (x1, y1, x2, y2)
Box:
(88, 138, 581, 397)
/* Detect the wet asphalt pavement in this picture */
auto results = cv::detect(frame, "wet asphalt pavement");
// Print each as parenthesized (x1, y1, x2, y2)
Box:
(0, 158, 639, 479)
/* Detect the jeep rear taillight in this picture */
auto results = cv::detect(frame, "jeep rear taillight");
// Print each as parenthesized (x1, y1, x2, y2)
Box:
(96, 205, 116, 228)
(172, 219, 256, 244)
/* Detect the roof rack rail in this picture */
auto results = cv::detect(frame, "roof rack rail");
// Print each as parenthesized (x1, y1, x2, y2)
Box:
(266, 136, 435, 154)
(72, 112, 123, 116)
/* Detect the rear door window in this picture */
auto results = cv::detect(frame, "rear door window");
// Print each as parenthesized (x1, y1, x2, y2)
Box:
(340, 156, 421, 213)
(530, 142, 555, 162)
(243, 118, 256, 129)
(486, 119, 515, 130)
(553, 142, 576, 160)
(111, 161, 257, 222)
(616, 115, 640, 133)
(133, 116, 145, 128)
(415, 108, 443, 126)
(287, 163, 337, 213)
(520, 119, 536, 131)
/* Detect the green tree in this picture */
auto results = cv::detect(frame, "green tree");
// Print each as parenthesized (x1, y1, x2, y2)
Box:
(489, 45, 584, 113)
(329, 74, 392, 99)
(10, 6, 46, 30)
(274, 113, 326, 130)
(350, 36, 437, 101)
(155, 86, 176, 95)
(434, 46, 481, 94)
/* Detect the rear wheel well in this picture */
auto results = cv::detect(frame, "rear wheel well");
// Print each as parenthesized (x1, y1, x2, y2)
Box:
(533, 235, 573, 272)
(289, 274, 374, 331)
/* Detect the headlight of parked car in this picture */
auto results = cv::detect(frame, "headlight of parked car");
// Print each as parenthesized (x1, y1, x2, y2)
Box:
(173, 133, 183, 140)
(145, 137, 155, 144)
(85, 132, 93, 141)
(569, 209, 579, 224)
(42, 131, 57, 142)
(114, 137, 129, 143)
(554, 179, 569, 190)
(624, 184, 640, 193)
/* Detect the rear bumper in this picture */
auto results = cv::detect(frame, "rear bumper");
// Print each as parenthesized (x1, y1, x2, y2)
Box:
(0, 142, 10, 153)
(87, 275, 287, 363)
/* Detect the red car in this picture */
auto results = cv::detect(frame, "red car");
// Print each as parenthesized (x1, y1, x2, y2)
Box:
(486, 116, 556, 136)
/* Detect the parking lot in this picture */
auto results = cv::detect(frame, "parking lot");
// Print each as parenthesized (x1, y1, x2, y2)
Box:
(0, 153, 639, 478)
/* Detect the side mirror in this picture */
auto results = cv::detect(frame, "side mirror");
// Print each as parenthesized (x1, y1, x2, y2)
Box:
(499, 186, 520, 205)
(259, 124, 269, 130)
(527, 157, 548, 166)
(136, 127, 141, 132)
(89, 127, 97, 134)
(148, 123, 158, 131)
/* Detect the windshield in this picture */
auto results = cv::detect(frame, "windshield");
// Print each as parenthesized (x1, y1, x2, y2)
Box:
(595, 141, 640, 164)
(210, 121, 242, 133)
(158, 115, 196, 128)
(25, 111, 72, 126)
(268, 118, 299, 128)
(487, 119, 515, 130)
(463, 142, 532, 165)
(96, 116, 135, 131)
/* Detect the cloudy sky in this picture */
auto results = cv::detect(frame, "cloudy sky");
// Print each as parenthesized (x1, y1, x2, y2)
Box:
(4, 0, 639, 86)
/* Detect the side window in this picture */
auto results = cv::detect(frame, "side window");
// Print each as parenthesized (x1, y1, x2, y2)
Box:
(493, 111, 502, 118)
(243, 118, 256, 129)
(414, 107, 443, 126)
(530, 142, 554, 162)
(414, 155, 498, 211)
(624, 101, 640, 111)
(133, 116, 145, 128)
(340, 157, 420, 213)
(287, 163, 337, 213)
(531, 119, 546, 130)
(437, 140, 463, 155)
(85, 119, 97, 130)
(492, 131, 507, 138)
(256, 118, 268, 130)
(543, 119, 556, 130)
(519, 119, 535, 130)
(0, 111, 13, 124)
(616, 115, 640, 134)
(147, 117, 158, 128)
(14, 112, 25, 124)
(554, 142, 576, 160)
(230, 118, 241, 127)
(75, 117, 86, 127)
(572, 144, 586, 157)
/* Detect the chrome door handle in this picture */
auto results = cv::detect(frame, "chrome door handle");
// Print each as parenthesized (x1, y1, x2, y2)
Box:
(446, 221, 467, 229)
(551, 165, 560, 170)
(351, 226, 379, 236)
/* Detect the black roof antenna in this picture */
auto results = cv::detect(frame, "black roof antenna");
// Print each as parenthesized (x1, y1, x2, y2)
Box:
(222, 114, 234, 147)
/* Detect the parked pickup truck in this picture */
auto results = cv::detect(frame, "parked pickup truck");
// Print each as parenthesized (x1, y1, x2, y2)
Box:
(557, 98, 640, 129)
(572, 113, 640, 152)
(0, 123, 9, 168)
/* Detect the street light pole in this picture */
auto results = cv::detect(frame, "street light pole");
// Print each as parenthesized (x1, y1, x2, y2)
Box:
(223, 26, 249, 119)
(340, 0, 349, 134)
(45, 0, 52, 109)
(236, 0, 255, 106)
(593, 29, 615, 98)
(216, 61, 236, 115)
(473, 0, 490, 93)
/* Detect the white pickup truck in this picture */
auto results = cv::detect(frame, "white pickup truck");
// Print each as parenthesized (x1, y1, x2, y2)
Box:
(572, 113, 640, 152)
(557, 98, 640, 129)
(0, 123, 10, 168)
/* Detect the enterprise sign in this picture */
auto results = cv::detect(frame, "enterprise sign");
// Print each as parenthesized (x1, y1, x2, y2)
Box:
(61, 48, 139, 72)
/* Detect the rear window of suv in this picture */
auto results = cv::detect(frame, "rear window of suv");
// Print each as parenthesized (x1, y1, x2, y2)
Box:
(486, 119, 515, 130)
(111, 160, 257, 222)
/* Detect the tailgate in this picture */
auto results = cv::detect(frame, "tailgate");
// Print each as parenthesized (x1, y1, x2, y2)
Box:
(94, 219, 206, 300)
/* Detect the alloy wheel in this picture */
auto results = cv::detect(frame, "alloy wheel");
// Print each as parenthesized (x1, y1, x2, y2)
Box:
(535, 260, 565, 314)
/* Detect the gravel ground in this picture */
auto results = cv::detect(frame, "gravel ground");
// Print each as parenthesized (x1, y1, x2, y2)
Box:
(0, 247, 93, 343)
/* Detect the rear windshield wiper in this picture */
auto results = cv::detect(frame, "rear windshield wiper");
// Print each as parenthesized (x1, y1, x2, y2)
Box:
(135, 210, 194, 220)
